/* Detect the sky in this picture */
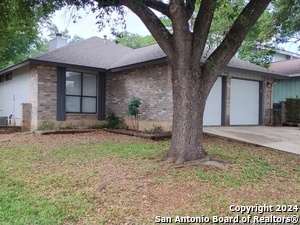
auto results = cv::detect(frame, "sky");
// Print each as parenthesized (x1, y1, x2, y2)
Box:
(49, 7, 299, 53)
(50, 7, 150, 40)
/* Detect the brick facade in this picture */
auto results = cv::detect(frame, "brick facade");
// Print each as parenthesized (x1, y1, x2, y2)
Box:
(106, 63, 173, 121)
(37, 65, 57, 122)
(21, 103, 32, 131)
(29, 65, 57, 129)
(263, 77, 273, 125)
(107, 65, 272, 129)
(23, 63, 272, 131)
(28, 65, 105, 130)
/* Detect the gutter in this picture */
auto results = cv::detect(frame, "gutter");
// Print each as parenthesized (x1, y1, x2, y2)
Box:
(0, 59, 108, 76)
(109, 57, 167, 73)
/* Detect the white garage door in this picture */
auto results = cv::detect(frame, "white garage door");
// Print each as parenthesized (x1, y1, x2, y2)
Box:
(203, 77, 222, 126)
(230, 79, 260, 125)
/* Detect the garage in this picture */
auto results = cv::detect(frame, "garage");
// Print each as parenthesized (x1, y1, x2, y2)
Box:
(203, 77, 222, 126)
(230, 78, 260, 125)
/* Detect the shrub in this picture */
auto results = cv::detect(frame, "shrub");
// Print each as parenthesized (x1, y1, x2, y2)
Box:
(127, 98, 141, 130)
(106, 111, 122, 129)
(286, 98, 300, 123)
(38, 121, 55, 131)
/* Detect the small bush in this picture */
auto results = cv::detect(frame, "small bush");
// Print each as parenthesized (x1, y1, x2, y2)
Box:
(127, 98, 141, 130)
(38, 121, 55, 131)
(286, 98, 300, 123)
(106, 111, 122, 129)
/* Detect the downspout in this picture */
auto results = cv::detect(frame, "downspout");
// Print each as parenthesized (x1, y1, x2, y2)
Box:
(270, 81, 277, 125)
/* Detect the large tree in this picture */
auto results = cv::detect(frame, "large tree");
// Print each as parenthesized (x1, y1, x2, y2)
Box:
(85, 0, 273, 164)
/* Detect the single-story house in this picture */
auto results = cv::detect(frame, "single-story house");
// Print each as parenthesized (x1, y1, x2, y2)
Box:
(269, 59, 300, 103)
(0, 36, 285, 131)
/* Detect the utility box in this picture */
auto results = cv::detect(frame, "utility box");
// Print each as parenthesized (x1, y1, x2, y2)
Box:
(0, 116, 8, 126)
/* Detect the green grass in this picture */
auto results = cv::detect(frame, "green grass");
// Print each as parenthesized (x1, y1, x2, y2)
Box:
(48, 141, 166, 163)
(0, 133, 299, 224)
(0, 140, 167, 225)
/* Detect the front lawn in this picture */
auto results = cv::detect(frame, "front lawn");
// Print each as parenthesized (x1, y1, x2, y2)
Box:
(0, 131, 299, 224)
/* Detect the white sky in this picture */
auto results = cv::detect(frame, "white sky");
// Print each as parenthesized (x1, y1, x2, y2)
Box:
(49, 7, 299, 53)
(49, 7, 150, 39)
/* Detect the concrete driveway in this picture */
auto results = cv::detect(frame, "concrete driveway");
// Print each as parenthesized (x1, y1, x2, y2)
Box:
(204, 126, 300, 155)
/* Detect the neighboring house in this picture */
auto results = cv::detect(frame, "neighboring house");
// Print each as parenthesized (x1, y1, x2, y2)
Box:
(272, 49, 300, 62)
(269, 59, 300, 103)
(0, 36, 285, 131)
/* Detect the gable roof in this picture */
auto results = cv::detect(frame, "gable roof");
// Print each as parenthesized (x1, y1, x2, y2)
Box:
(0, 36, 285, 79)
(34, 36, 132, 69)
(269, 58, 300, 77)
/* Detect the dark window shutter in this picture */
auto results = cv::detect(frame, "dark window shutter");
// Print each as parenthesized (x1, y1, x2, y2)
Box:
(98, 72, 106, 120)
(57, 67, 66, 121)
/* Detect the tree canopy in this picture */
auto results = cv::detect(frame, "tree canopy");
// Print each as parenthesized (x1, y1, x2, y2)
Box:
(0, 1, 85, 69)
(0, 0, 53, 68)
(113, 1, 299, 67)
(273, 0, 300, 45)
(115, 31, 155, 48)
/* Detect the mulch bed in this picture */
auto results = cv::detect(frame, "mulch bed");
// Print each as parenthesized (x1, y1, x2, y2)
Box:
(104, 128, 172, 141)
(33, 129, 92, 135)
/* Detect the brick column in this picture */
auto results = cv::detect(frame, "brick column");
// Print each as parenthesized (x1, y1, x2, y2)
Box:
(21, 103, 32, 131)
(224, 76, 231, 125)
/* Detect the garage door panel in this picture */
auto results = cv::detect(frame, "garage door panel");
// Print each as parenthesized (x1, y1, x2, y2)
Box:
(203, 77, 222, 126)
(230, 79, 259, 125)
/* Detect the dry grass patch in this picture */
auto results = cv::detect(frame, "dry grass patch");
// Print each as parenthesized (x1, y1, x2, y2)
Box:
(0, 131, 299, 224)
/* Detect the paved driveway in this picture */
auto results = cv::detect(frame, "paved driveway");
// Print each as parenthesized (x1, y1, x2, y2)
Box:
(204, 126, 300, 155)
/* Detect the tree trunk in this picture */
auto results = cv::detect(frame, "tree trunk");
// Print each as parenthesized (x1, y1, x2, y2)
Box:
(168, 63, 216, 164)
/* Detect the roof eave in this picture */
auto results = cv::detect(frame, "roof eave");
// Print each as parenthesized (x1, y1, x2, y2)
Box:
(225, 66, 288, 79)
(29, 59, 108, 72)
(0, 60, 30, 76)
(109, 57, 167, 73)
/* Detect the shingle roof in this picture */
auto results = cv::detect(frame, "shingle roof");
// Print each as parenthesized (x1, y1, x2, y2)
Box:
(111, 43, 282, 77)
(110, 44, 166, 69)
(227, 57, 280, 76)
(0, 37, 284, 78)
(269, 58, 300, 76)
(33, 37, 132, 69)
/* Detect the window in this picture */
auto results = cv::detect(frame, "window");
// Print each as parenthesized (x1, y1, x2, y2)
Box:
(66, 71, 97, 113)
(0, 76, 4, 83)
(5, 73, 12, 81)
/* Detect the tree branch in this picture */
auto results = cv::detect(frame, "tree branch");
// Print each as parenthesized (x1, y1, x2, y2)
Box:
(192, 0, 216, 62)
(120, 0, 174, 56)
(204, 0, 272, 75)
(185, 0, 196, 19)
(144, 0, 170, 18)
(169, 0, 191, 44)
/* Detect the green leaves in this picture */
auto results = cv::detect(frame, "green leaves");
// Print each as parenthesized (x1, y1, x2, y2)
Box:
(127, 98, 141, 117)
(115, 31, 156, 48)
(0, 1, 51, 69)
